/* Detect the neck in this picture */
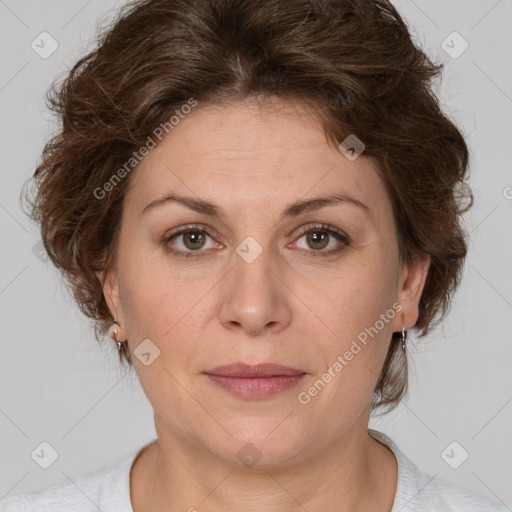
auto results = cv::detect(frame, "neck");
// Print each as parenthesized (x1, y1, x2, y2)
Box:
(130, 421, 397, 512)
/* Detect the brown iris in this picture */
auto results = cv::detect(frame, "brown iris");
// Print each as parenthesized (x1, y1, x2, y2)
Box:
(306, 231, 329, 250)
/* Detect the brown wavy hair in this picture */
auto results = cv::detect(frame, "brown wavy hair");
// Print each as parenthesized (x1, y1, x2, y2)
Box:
(22, 0, 472, 415)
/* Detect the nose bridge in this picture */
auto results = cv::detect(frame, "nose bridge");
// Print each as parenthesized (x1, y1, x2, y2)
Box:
(218, 237, 291, 335)
(226, 209, 279, 282)
(232, 237, 277, 303)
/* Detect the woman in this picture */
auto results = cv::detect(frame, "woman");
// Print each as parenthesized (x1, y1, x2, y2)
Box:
(1, 0, 507, 511)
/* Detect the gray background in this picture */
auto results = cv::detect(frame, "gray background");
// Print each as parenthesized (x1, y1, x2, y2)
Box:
(1, 0, 511, 507)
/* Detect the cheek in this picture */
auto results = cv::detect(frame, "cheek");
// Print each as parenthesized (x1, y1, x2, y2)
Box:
(116, 243, 217, 365)
(298, 248, 398, 398)
(305, 248, 398, 340)
(116, 241, 181, 339)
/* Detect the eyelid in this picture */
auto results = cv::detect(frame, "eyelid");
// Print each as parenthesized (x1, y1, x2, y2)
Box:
(292, 223, 348, 242)
(163, 222, 349, 256)
(164, 223, 221, 242)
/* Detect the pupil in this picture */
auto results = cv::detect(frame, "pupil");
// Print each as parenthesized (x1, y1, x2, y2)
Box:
(307, 231, 328, 250)
(185, 231, 204, 249)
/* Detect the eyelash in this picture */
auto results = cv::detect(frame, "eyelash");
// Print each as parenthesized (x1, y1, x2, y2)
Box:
(162, 223, 349, 259)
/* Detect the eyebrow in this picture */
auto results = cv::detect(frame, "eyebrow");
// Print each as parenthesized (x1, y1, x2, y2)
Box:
(141, 192, 372, 221)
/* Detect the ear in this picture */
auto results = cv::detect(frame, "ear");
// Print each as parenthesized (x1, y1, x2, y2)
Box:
(393, 253, 431, 331)
(96, 268, 122, 322)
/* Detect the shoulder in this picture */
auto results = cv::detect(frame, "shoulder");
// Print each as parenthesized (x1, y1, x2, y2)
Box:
(368, 429, 509, 512)
(0, 479, 93, 511)
(0, 495, 29, 512)
(0, 446, 142, 512)
(415, 473, 509, 512)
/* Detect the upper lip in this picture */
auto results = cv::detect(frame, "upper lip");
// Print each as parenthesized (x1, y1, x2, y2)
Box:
(204, 363, 306, 378)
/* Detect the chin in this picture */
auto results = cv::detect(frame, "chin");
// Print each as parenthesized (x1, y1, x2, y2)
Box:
(212, 417, 307, 468)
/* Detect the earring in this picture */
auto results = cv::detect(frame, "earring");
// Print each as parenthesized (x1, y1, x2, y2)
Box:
(401, 324, 407, 353)
(109, 316, 125, 352)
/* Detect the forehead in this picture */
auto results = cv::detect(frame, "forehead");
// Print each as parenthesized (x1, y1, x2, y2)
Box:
(125, 100, 390, 224)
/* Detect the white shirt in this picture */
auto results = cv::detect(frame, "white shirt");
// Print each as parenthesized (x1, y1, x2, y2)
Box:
(0, 429, 508, 511)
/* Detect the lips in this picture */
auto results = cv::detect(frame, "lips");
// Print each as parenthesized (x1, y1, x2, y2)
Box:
(203, 363, 307, 399)
(205, 362, 305, 378)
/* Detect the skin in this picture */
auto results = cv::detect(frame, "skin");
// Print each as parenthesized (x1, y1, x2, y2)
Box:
(100, 98, 430, 512)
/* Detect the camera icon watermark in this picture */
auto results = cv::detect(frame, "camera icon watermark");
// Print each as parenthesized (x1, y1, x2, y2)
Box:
(31, 31, 59, 59)
(441, 31, 468, 59)
(31, 441, 59, 469)
(441, 441, 469, 469)
(134, 338, 161, 366)
(237, 442, 263, 468)
(236, 236, 263, 264)
(32, 239, 49, 262)
(338, 134, 365, 161)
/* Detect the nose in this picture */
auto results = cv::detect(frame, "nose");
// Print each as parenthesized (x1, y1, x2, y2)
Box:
(218, 248, 292, 337)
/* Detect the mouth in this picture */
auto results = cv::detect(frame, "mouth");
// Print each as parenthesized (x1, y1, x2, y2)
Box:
(203, 363, 307, 399)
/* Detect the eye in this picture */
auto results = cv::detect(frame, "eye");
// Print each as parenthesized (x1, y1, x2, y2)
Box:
(162, 223, 349, 259)
(162, 224, 220, 257)
(291, 223, 349, 257)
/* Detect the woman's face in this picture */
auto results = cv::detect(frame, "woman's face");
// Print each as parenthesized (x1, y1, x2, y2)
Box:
(103, 99, 428, 466)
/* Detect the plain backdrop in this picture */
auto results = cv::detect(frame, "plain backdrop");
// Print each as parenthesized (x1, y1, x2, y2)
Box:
(0, 0, 511, 507)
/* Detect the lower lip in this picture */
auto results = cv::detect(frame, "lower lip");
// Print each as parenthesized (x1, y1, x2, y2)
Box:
(205, 374, 306, 399)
